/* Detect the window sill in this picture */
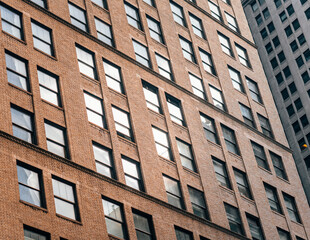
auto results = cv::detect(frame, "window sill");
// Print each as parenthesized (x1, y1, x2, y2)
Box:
(117, 135, 136, 147)
(56, 214, 82, 225)
(221, 51, 235, 61)
(91, 1, 109, 13)
(159, 156, 175, 166)
(205, 70, 218, 80)
(2, 31, 26, 45)
(276, 176, 290, 184)
(151, 38, 167, 49)
(183, 167, 199, 178)
(271, 210, 285, 218)
(219, 185, 235, 195)
(20, 200, 48, 213)
(148, 108, 165, 120)
(291, 220, 303, 227)
(89, 122, 109, 133)
(8, 83, 32, 96)
(240, 195, 255, 205)
(228, 151, 242, 160)
(108, 234, 123, 240)
(172, 122, 188, 132)
(258, 166, 272, 175)
(207, 140, 222, 149)
(42, 99, 63, 110)
(185, 58, 199, 69)
(81, 73, 99, 84)
(109, 88, 127, 100)
(252, 100, 264, 108)
(34, 47, 57, 61)
(129, 24, 145, 36)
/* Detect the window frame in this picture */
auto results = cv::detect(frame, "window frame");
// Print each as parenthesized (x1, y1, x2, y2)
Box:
(24, 225, 50, 240)
(132, 209, 156, 240)
(200, 113, 219, 144)
(142, 80, 162, 113)
(166, 94, 186, 126)
(146, 15, 164, 44)
(179, 35, 196, 63)
(188, 186, 208, 219)
(270, 151, 287, 180)
(68, 2, 88, 32)
(224, 203, 244, 235)
(189, 72, 206, 100)
(95, 17, 114, 47)
(189, 13, 205, 39)
(31, 19, 54, 56)
(221, 124, 240, 155)
(251, 141, 269, 170)
(163, 175, 184, 209)
(75, 44, 97, 80)
(102, 59, 124, 94)
(0, 3, 23, 40)
(234, 168, 253, 200)
(132, 39, 151, 68)
(176, 138, 196, 172)
(112, 106, 134, 142)
(83, 91, 106, 129)
(235, 44, 251, 68)
(92, 142, 115, 179)
(199, 48, 217, 76)
(155, 53, 173, 80)
(170, 1, 186, 27)
(122, 156, 144, 191)
(264, 183, 283, 214)
(124, 2, 143, 31)
(239, 103, 255, 128)
(218, 32, 233, 56)
(152, 126, 173, 161)
(212, 156, 231, 189)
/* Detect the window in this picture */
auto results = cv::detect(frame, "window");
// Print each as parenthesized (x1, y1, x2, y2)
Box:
(258, 0, 265, 6)
(200, 114, 219, 144)
(102, 197, 126, 239)
(132, 210, 155, 240)
(265, 43, 273, 54)
(276, 73, 284, 84)
(222, 125, 239, 155)
(264, 183, 282, 214)
(272, 36, 280, 48)
(155, 53, 173, 80)
(279, 11, 287, 22)
(166, 94, 185, 126)
(270, 57, 278, 69)
(306, 7, 310, 19)
(147, 16, 164, 43)
(125, 2, 142, 30)
(208, 1, 222, 21)
(209, 85, 225, 111)
(292, 19, 300, 31)
(31, 21, 54, 56)
(177, 139, 196, 171)
(229, 67, 244, 92)
(260, 28, 267, 39)
(304, 49, 310, 62)
(286, 104, 295, 117)
(288, 82, 297, 95)
(112, 106, 133, 141)
(251, 142, 269, 170)
(163, 175, 183, 209)
(236, 44, 251, 67)
(92, 0, 108, 9)
(255, 14, 263, 26)
(300, 114, 309, 127)
(175, 227, 193, 240)
(95, 18, 114, 47)
(283, 66, 291, 78)
(188, 186, 208, 219)
(93, 143, 114, 178)
(68, 2, 88, 31)
(142, 81, 161, 113)
(281, 88, 289, 101)
(274, 0, 281, 8)
(31, 0, 47, 8)
(278, 51, 286, 63)
(218, 33, 233, 56)
(122, 157, 143, 191)
(302, 71, 310, 84)
(267, 22, 275, 33)
(24, 226, 50, 240)
(258, 114, 273, 138)
(75, 45, 97, 79)
(103, 59, 124, 94)
(285, 26, 293, 37)
(52, 177, 79, 220)
(5, 52, 29, 91)
(290, 40, 298, 52)
(84, 91, 105, 128)
(286, 4, 294, 16)
(277, 228, 291, 240)
(298, 34, 306, 46)
(170, 1, 186, 26)
(283, 193, 300, 223)
(224, 203, 243, 235)
(251, 2, 258, 12)
(225, 12, 239, 32)
(144, 0, 155, 7)
(199, 49, 216, 75)
(189, 73, 205, 99)
(212, 157, 231, 189)
(44, 121, 68, 158)
(246, 78, 262, 103)
(133, 40, 151, 68)
(152, 127, 172, 160)
(17, 162, 44, 207)
(0, 4, 23, 39)
(294, 98, 303, 111)
(246, 214, 265, 240)
(234, 168, 252, 199)
(189, 13, 205, 38)
(239, 103, 255, 128)
(292, 121, 301, 134)
(179, 36, 196, 63)
(262, 8, 270, 19)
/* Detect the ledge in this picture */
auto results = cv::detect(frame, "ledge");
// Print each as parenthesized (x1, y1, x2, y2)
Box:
(20, 200, 48, 213)
(56, 214, 83, 225)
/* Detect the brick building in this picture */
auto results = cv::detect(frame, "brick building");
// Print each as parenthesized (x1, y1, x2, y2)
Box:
(0, 0, 309, 239)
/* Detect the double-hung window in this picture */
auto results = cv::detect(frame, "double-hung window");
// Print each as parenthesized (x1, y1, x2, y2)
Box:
(155, 53, 173, 80)
(142, 81, 161, 113)
(225, 12, 239, 32)
(166, 94, 185, 126)
(176, 139, 195, 171)
(84, 92, 105, 128)
(11, 105, 35, 144)
(5, 52, 29, 91)
(170, 1, 186, 27)
(102, 198, 126, 239)
(147, 16, 164, 43)
(270, 151, 287, 180)
(44, 121, 68, 158)
(31, 21, 54, 56)
(125, 2, 142, 30)
(229, 67, 244, 92)
(189, 73, 205, 99)
(163, 175, 184, 209)
(239, 103, 255, 128)
(283, 193, 300, 223)
(17, 162, 44, 207)
(144, 0, 155, 7)
(210, 85, 225, 111)
(218, 33, 233, 56)
(103, 60, 124, 94)
(278, 228, 291, 240)
(251, 142, 269, 170)
(122, 157, 143, 191)
(52, 177, 79, 220)
(76, 45, 97, 79)
(24, 226, 50, 240)
(199, 49, 216, 75)
(222, 125, 239, 155)
(208, 1, 222, 21)
(234, 168, 252, 199)
(189, 13, 205, 39)
(38, 68, 61, 107)
(133, 210, 155, 240)
(246, 77, 262, 103)
(236, 44, 251, 67)
(93, 143, 114, 178)
(0, 4, 23, 39)
(175, 227, 193, 240)
(92, 0, 108, 9)
(152, 127, 172, 160)
(95, 18, 114, 47)
(133, 40, 151, 68)
(212, 157, 231, 189)
(224, 203, 244, 235)
(188, 186, 208, 219)
(31, 0, 47, 8)
(258, 114, 273, 138)
(68, 2, 88, 32)
(264, 183, 282, 214)
(246, 214, 265, 240)
(112, 106, 133, 141)
(179, 36, 196, 63)
(200, 114, 219, 144)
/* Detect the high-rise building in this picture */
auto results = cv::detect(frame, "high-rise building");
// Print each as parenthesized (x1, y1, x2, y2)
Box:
(242, 0, 310, 204)
(1, 0, 310, 239)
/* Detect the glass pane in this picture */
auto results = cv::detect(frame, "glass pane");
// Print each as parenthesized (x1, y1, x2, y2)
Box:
(45, 123, 64, 144)
(19, 185, 41, 206)
(136, 231, 152, 240)
(102, 199, 123, 221)
(54, 198, 76, 220)
(163, 177, 180, 196)
(33, 38, 52, 55)
(87, 110, 103, 127)
(78, 62, 95, 78)
(96, 162, 112, 177)
(93, 145, 111, 166)
(52, 179, 74, 202)
(11, 108, 32, 131)
(133, 213, 151, 233)
(177, 141, 192, 159)
(13, 125, 32, 143)
(106, 76, 122, 93)
(188, 187, 205, 207)
(105, 218, 124, 239)
(47, 141, 65, 157)
(7, 70, 27, 90)
(125, 175, 140, 190)
(6, 54, 26, 76)
(112, 108, 129, 128)
(31, 23, 51, 43)
(40, 86, 58, 105)
(38, 71, 58, 92)
(155, 144, 170, 159)
(167, 194, 182, 208)
(17, 166, 39, 189)
(192, 204, 207, 219)
(180, 156, 194, 171)
(2, 21, 21, 39)
(103, 62, 120, 81)
(122, 159, 138, 178)
(24, 229, 47, 240)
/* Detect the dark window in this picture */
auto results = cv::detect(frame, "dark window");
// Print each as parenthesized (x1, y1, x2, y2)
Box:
(298, 34, 306, 46)
(224, 203, 244, 235)
(272, 36, 280, 48)
(270, 151, 287, 180)
(212, 157, 231, 189)
(264, 183, 282, 214)
(247, 77, 262, 103)
(262, 8, 270, 19)
(279, 11, 287, 22)
(11, 105, 35, 144)
(229, 67, 244, 92)
(283, 66, 291, 78)
(142, 81, 161, 113)
(199, 48, 216, 75)
(152, 126, 172, 160)
(112, 106, 134, 141)
(281, 88, 289, 101)
(91, 0, 108, 9)
(44, 120, 68, 158)
(267, 22, 275, 33)
(290, 40, 298, 52)
(304, 49, 310, 61)
(234, 168, 252, 199)
(255, 14, 263, 26)
(222, 125, 239, 155)
(179, 36, 196, 63)
(300, 114, 309, 127)
(122, 157, 144, 191)
(246, 214, 265, 240)
(301, 0, 307, 5)
(103, 59, 124, 94)
(0, 4, 23, 39)
(251, 2, 258, 12)
(132, 210, 155, 240)
(288, 82, 297, 94)
(189, 13, 205, 38)
(277, 228, 291, 240)
(270, 57, 278, 69)
(218, 32, 233, 56)
(163, 175, 184, 209)
(210, 85, 226, 111)
(68, 2, 88, 32)
(76, 45, 97, 79)
(294, 98, 303, 111)
(296, 56, 304, 68)
(274, 0, 281, 8)
(276, 73, 284, 84)
(257, 114, 272, 138)
(265, 43, 273, 54)
(95, 18, 114, 47)
(305, 7, 310, 19)
(189, 73, 206, 99)
(102, 197, 126, 239)
(258, 0, 265, 5)
(170, 1, 186, 26)
(93, 142, 114, 178)
(166, 94, 185, 126)
(301, 71, 310, 84)
(147, 16, 164, 43)
(200, 114, 219, 144)
(188, 186, 208, 219)
(292, 19, 300, 30)
(84, 91, 106, 128)
(260, 28, 268, 39)
(208, 1, 222, 21)
(155, 53, 173, 80)
(24, 225, 50, 240)
(277, 51, 286, 63)
(286, 4, 294, 16)
(285, 26, 293, 37)
(52, 176, 79, 220)
(283, 193, 300, 223)
(252, 141, 269, 170)
(17, 162, 45, 207)
(125, 2, 142, 30)
(133, 40, 151, 68)
(298, 137, 306, 151)
(31, 21, 54, 56)
(177, 139, 196, 171)
(175, 227, 193, 240)
(239, 103, 255, 128)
